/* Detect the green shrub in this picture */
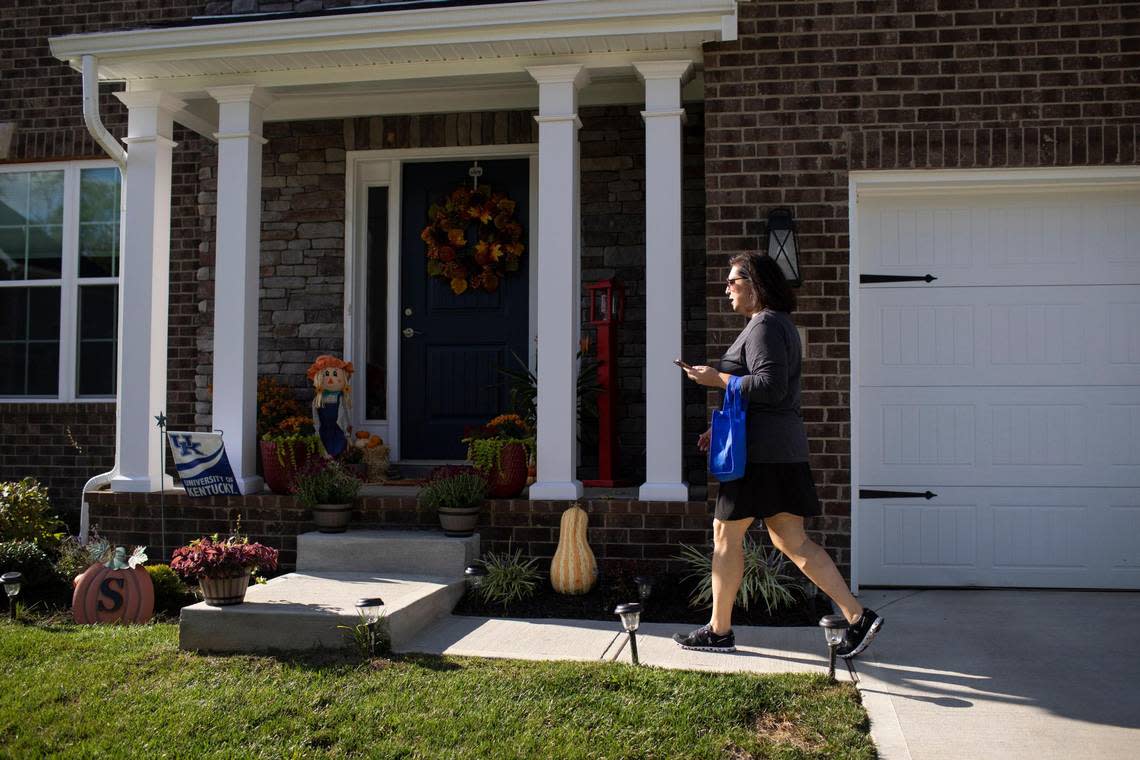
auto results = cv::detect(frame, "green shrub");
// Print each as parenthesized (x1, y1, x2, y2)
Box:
(0, 478, 66, 551)
(292, 459, 362, 508)
(145, 564, 195, 616)
(417, 472, 487, 510)
(475, 547, 540, 608)
(677, 536, 803, 615)
(54, 535, 99, 583)
(0, 540, 69, 604)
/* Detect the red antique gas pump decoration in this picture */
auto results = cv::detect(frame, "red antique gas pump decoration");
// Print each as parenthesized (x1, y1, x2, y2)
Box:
(583, 279, 624, 487)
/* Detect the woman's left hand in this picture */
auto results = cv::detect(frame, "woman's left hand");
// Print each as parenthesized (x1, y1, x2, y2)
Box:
(684, 365, 725, 388)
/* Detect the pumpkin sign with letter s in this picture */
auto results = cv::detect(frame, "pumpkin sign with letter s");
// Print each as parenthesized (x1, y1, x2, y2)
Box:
(72, 546, 154, 625)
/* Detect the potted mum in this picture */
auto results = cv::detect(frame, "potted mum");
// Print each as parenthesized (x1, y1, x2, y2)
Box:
(170, 531, 278, 607)
(293, 458, 362, 533)
(417, 466, 487, 536)
(461, 414, 535, 498)
(257, 376, 321, 494)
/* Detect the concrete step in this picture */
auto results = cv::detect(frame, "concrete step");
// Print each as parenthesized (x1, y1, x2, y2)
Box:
(179, 571, 464, 653)
(296, 529, 479, 576)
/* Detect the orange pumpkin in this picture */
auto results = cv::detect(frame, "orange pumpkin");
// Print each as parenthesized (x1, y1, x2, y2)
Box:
(72, 563, 155, 625)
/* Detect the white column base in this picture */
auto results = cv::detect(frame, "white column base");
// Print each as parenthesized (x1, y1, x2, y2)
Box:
(110, 473, 178, 493)
(237, 476, 265, 496)
(529, 480, 584, 501)
(638, 481, 690, 502)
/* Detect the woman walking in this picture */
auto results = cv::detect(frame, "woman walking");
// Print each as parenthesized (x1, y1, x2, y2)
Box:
(674, 252, 882, 658)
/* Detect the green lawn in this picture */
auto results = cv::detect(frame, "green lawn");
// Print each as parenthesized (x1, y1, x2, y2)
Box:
(0, 620, 874, 759)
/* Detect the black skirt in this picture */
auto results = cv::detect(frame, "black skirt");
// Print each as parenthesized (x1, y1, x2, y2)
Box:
(714, 461, 822, 522)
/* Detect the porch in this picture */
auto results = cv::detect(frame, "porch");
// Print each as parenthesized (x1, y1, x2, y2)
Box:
(50, 0, 737, 505)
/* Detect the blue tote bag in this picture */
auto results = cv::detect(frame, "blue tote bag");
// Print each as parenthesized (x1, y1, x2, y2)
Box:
(709, 375, 747, 482)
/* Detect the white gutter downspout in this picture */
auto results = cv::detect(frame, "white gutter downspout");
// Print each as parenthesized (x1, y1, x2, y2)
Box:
(79, 53, 124, 542)
(81, 55, 126, 170)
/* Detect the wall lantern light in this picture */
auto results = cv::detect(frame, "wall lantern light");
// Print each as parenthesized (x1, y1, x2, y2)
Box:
(766, 207, 802, 287)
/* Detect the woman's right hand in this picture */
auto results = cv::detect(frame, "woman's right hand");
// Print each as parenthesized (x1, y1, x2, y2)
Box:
(697, 427, 711, 453)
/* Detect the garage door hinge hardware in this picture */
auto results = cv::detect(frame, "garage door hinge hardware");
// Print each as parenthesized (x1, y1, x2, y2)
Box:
(859, 489, 937, 500)
(859, 274, 937, 284)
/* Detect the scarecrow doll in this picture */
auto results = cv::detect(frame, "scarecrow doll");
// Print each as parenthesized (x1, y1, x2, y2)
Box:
(307, 355, 354, 458)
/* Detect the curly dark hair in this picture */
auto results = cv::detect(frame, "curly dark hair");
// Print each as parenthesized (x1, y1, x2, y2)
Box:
(728, 252, 796, 313)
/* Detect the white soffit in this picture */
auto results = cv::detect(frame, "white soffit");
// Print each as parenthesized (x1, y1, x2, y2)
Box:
(49, 0, 737, 93)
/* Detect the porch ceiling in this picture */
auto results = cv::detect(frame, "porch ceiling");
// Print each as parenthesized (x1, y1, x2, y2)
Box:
(49, 0, 735, 99)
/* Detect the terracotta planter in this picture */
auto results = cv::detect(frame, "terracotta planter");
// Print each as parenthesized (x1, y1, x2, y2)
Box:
(482, 442, 528, 498)
(199, 571, 251, 607)
(312, 502, 353, 533)
(259, 439, 313, 494)
(437, 505, 481, 537)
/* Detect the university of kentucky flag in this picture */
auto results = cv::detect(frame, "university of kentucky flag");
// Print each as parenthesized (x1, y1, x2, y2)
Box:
(166, 431, 241, 497)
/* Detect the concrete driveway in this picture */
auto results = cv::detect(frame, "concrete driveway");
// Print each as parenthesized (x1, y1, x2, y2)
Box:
(854, 589, 1140, 760)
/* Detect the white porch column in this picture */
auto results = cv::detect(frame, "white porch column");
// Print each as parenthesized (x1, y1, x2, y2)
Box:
(526, 64, 589, 501)
(635, 61, 693, 502)
(207, 85, 273, 495)
(110, 92, 183, 492)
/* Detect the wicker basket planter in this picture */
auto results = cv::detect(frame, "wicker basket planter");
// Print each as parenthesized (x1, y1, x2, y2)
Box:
(199, 571, 252, 607)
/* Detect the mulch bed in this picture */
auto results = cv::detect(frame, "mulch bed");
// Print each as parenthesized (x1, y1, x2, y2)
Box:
(452, 570, 834, 627)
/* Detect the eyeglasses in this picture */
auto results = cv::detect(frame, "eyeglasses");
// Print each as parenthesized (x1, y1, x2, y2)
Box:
(725, 276, 749, 286)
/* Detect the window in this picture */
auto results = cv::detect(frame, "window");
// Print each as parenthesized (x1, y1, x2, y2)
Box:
(0, 162, 121, 399)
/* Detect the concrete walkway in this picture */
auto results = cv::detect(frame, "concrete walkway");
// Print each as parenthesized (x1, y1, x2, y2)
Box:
(400, 589, 1140, 759)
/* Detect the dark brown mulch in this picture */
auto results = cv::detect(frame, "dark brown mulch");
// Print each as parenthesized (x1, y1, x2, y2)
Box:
(452, 570, 834, 627)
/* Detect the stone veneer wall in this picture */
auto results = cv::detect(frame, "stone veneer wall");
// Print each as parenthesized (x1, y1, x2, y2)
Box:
(703, 0, 1140, 574)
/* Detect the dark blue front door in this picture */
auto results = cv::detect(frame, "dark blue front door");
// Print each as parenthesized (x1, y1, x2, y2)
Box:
(400, 159, 530, 460)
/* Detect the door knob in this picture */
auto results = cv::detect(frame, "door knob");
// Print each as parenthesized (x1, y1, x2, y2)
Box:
(402, 327, 422, 338)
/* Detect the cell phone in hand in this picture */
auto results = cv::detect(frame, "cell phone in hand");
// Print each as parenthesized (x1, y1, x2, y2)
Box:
(673, 358, 693, 370)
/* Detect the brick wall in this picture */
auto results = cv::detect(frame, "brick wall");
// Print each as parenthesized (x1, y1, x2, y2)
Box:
(578, 105, 707, 487)
(703, 0, 1140, 572)
(0, 404, 116, 529)
(87, 490, 711, 572)
(0, 2, 206, 521)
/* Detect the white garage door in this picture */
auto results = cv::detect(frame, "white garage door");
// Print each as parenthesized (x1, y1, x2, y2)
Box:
(854, 174, 1140, 589)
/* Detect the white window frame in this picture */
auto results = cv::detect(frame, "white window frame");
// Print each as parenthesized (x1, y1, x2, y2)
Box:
(0, 159, 122, 403)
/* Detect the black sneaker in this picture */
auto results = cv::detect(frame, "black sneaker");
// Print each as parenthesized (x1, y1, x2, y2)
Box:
(672, 625, 736, 653)
(837, 609, 883, 659)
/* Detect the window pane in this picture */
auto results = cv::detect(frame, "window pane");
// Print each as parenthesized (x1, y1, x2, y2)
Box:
(0, 288, 27, 340)
(0, 227, 26, 280)
(77, 341, 115, 396)
(80, 168, 121, 223)
(0, 173, 29, 226)
(26, 225, 62, 279)
(27, 287, 61, 340)
(77, 285, 117, 396)
(79, 222, 118, 278)
(0, 286, 60, 395)
(28, 172, 64, 225)
(365, 186, 388, 420)
(79, 285, 116, 338)
(0, 345, 23, 395)
(26, 341, 60, 395)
